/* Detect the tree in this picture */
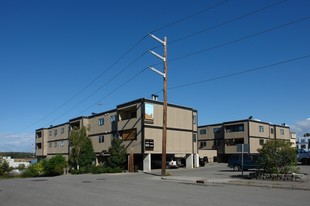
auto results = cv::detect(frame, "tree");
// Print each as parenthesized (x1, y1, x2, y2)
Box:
(258, 140, 298, 174)
(108, 138, 127, 169)
(78, 137, 96, 168)
(69, 126, 95, 170)
(0, 160, 10, 176)
(43, 155, 67, 176)
(304, 133, 310, 137)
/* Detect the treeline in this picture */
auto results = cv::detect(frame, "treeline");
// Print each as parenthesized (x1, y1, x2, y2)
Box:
(0, 152, 34, 158)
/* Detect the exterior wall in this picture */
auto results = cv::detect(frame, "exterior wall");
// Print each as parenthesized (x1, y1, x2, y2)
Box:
(198, 119, 292, 161)
(87, 111, 117, 154)
(117, 101, 143, 154)
(47, 124, 70, 155)
(35, 98, 198, 168)
(35, 129, 48, 157)
(143, 100, 197, 155)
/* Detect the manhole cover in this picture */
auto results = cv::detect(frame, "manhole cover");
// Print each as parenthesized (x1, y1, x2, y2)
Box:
(31, 179, 48, 182)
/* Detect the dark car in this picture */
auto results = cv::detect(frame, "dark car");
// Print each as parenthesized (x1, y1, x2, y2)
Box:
(227, 154, 260, 171)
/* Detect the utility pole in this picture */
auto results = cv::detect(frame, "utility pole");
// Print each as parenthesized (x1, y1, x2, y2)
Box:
(148, 34, 168, 177)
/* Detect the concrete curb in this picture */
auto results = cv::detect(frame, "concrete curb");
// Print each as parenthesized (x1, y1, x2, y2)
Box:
(161, 176, 310, 191)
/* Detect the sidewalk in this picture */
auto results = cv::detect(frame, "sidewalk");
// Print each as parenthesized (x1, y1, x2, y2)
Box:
(151, 164, 310, 191)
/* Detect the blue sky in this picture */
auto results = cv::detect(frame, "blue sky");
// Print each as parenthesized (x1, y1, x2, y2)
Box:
(1, 0, 310, 152)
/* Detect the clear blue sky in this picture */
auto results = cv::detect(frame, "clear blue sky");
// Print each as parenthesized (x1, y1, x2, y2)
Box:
(1, 0, 310, 152)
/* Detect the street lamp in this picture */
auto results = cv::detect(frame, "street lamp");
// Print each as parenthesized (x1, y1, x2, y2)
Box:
(148, 34, 168, 177)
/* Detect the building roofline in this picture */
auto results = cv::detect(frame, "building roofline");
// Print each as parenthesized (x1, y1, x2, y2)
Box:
(199, 119, 290, 128)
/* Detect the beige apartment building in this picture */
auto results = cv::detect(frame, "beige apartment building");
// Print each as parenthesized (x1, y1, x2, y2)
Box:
(36, 98, 198, 171)
(198, 119, 291, 162)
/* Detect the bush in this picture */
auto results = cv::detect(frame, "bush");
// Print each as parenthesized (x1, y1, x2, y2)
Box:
(22, 162, 44, 177)
(258, 140, 298, 174)
(43, 155, 67, 176)
(0, 160, 10, 176)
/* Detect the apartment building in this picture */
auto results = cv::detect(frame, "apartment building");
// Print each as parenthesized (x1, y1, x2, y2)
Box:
(297, 135, 310, 151)
(198, 119, 291, 162)
(35, 98, 198, 171)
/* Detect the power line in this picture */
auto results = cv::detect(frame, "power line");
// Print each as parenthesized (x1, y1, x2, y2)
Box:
(150, 0, 231, 33)
(45, 51, 148, 126)
(77, 68, 149, 116)
(168, 15, 310, 63)
(157, 54, 310, 92)
(150, 0, 288, 50)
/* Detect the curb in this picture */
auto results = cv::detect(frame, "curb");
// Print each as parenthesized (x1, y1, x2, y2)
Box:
(161, 176, 310, 191)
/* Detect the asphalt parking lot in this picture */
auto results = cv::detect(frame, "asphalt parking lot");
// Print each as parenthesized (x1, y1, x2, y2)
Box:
(0, 163, 309, 206)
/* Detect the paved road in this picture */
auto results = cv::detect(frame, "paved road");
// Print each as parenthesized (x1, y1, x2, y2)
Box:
(0, 164, 309, 206)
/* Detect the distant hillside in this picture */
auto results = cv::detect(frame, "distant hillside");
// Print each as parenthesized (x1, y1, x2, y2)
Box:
(0, 152, 34, 158)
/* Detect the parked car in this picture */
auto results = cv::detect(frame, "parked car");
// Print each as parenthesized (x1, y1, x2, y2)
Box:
(151, 159, 178, 169)
(297, 149, 310, 165)
(228, 154, 260, 171)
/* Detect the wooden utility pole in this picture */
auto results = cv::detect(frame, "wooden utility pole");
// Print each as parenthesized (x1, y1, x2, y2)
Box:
(162, 37, 168, 177)
(148, 34, 168, 177)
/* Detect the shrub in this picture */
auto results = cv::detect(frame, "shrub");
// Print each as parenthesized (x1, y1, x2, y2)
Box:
(22, 162, 44, 177)
(43, 155, 67, 176)
(258, 140, 298, 174)
(0, 160, 10, 176)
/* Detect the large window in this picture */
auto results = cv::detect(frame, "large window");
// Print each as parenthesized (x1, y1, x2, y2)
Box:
(280, 129, 284, 135)
(54, 129, 57, 136)
(61, 128, 64, 134)
(213, 128, 221, 133)
(259, 126, 264, 133)
(99, 135, 104, 143)
(98, 118, 104, 126)
(270, 128, 274, 134)
(199, 141, 207, 148)
(119, 129, 137, 141)
(193, 114, 197, 124)
(200, 129, 207, 135)
(225, 124, 244, 132)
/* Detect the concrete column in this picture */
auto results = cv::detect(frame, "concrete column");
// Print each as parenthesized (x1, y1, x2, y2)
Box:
(186, 154, 193, 169)
(143, 154, 151, 172)
(194, 153, 199, 168)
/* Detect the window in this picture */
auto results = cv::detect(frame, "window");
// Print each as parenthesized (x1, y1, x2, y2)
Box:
(215, 140, 221, 146)
(259, 126, 264, 133)
(98, 118, 104, 126)
(193, 114, 197, 124)
(270, 128, 274, 134)
(110, 115, 116, 122)
(280, 129, 284, 135)
(49, 130, 52, 136)
(54, 129, 57, 136)
(193, 134, 197, 142)
(200, 129, 207, 135)
(99, 135, 104, 143)
(225, 124, 244, 132)
(112, 133, 118, 138)
(60, 140, 64, 147)
(259, 139, 264, 146)
(49, 142, 52, 148)
(61, 128, 64, 134)
(200, 141, 207, 148)
(54, 142, 57, 147)
(213, 128, 221, 133)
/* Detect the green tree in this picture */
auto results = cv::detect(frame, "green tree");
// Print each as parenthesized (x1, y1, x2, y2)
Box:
(304, 133, 310, 137)
(69, 126, 95, 170)
(108, 138, 127, 169)
(43, 155, 67, 176)
(69, 126, 87, 169)
(78, 137, 96, 168)
(258, 140, 298, 174)
(0, 160, 10, 176)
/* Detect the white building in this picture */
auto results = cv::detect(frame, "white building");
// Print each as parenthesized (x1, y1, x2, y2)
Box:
(297, 136, 310, 151)
(1, 156, 30, 168)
